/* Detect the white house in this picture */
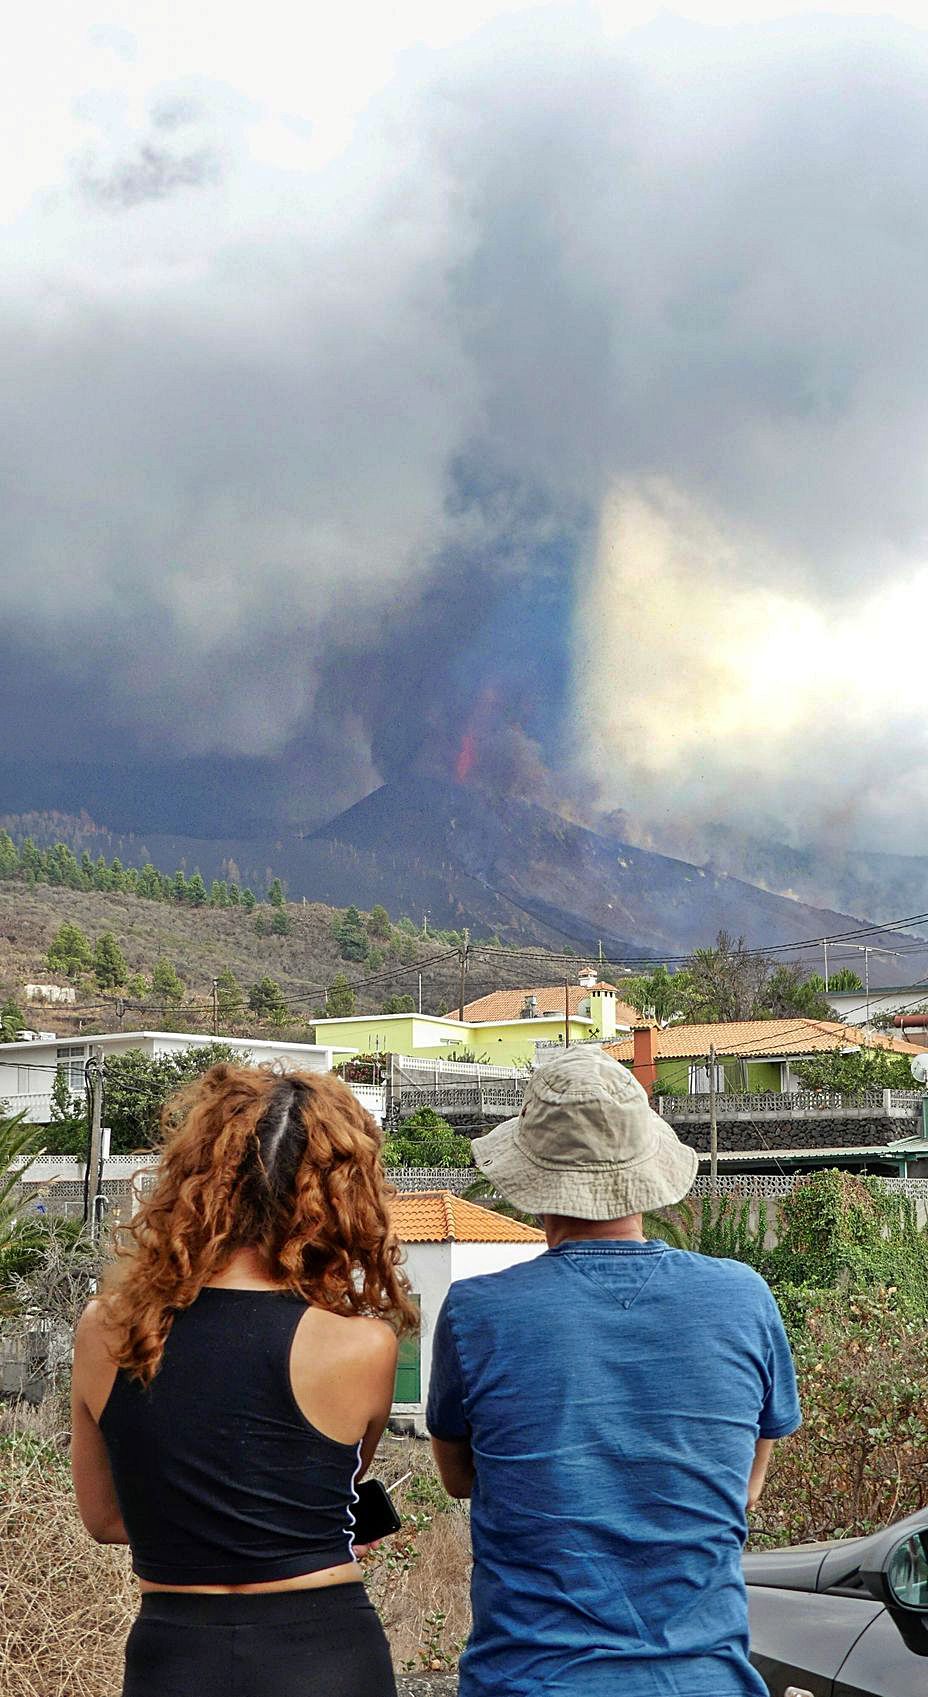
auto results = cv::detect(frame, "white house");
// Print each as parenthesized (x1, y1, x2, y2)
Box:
(0, 1029, 386, 1125)
(390, 1191, 546, 1432)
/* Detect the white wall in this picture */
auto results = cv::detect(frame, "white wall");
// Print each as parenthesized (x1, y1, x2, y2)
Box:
(393, 1238, 546, 1427)
(396, 1241, 451, 1419)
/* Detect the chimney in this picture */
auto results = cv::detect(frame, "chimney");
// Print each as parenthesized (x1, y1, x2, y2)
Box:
(632, 1025, 658, 1098)
(578, 968, 597, 989)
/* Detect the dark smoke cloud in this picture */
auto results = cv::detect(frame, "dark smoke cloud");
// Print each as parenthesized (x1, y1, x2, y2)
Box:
(5, 11, 928, 845)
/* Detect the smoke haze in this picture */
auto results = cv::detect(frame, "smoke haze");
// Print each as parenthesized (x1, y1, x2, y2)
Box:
(3, 6, 928, 849)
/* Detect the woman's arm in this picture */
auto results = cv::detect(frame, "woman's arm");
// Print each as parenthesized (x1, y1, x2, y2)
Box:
(357, 1322, 400, 1478)
(71, 1303, 128, 1545)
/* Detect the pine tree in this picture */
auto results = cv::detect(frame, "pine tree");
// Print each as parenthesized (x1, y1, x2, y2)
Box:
(215, 967, 244, 1024)
(152, 959, 185, 1008)
(93, 931, 129, 990)
(241, 888, 257, 912)
(270, 909, 291, 936)
(47, 921, 93, 977)
(248, 977, 288, 1022)
(333, 906, 369, 962)
(267, 878, 285, 908)
(326, 974, 356, 1017)
(0, 831, 19, 879)
(186, 871, 208, 907)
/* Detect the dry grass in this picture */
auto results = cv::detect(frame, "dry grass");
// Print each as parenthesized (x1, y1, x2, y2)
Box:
(0, 1403, 136, 1697)
(0, 1409, 470, 1696)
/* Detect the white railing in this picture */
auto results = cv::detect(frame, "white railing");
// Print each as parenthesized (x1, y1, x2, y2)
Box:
(3, 1092, 54, 1124)
(663, 1089, 924, 1119)
(391, 1055, 522, 1080)
(349, 1082, 386, 1123)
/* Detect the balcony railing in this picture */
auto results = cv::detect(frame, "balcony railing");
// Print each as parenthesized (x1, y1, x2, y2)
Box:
(661, 1088, 924, 1119)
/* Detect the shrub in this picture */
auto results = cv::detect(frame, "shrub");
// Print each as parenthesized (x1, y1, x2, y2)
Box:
(752, 1290, 928, 1547)
(383, 1106, 473, 1168)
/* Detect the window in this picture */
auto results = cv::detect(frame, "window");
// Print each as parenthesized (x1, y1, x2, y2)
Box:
(56, 1045, 87, 1093)
(688, 1062, 725, 1094)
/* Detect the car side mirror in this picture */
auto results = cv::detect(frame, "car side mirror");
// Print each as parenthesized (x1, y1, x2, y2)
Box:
(860, 1525, 928, 1657)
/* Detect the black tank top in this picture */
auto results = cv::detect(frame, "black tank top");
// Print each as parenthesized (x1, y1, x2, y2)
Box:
(99, 1288, 361, 1585)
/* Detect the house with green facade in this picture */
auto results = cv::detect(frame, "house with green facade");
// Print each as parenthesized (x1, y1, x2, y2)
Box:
(314, 977, 639, 1069)
(605, 1017, 924, 1096)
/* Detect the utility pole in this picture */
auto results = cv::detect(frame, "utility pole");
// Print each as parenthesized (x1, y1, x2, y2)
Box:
(564, 980, 570, 1048)
(418, 973, 423, 1015)
(822, 938, 829, 994)
(83, 1047, 106, 1241)
(708, 1044, 718, 1198)
(458, 929, 470, 1021)
(211, 977, 220, 1036)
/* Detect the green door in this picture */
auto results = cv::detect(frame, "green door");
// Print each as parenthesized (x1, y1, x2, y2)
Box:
(394, 1297, 420, 1402)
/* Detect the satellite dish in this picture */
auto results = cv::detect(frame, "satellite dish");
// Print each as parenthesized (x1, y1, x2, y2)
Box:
(911, 1053, 928, 1086)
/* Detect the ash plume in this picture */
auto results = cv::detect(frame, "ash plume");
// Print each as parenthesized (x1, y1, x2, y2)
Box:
(3, 10, 928, 850)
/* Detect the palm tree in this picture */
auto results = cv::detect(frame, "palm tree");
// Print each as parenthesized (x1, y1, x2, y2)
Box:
(0, 1110, 47, 1255)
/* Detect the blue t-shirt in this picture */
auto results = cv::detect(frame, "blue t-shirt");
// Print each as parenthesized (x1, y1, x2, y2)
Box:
(427, 1239, 801, 1697)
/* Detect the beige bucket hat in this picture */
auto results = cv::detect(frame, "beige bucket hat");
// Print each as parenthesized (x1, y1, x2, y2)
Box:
(473, 1044, 698, 1219)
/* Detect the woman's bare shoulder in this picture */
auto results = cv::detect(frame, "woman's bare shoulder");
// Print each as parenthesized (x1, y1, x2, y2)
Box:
(302, 1307, 397, 1362)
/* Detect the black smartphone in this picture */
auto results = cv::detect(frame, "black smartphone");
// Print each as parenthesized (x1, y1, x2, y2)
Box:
(351, 1478, 403, 1545)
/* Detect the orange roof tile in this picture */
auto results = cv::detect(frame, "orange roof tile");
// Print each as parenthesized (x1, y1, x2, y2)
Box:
(605, 1018, 924, 1063)
(452, 985, 638, 1027)
(391, 1190, 545, 1243)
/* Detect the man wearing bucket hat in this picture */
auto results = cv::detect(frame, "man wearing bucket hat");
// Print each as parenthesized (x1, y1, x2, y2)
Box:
(427, 1045, 800, 1697)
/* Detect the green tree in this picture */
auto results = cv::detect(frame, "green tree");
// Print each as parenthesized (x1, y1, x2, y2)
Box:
(685, 931, 770, 1023)
(152, 959, 185, 1010)
(0, 830, 19, 878)
(0, 997, 24, 1041)
(228, 882, 241, 907)
(382, 1106, 473, 1168)
(103, 1043, 240, 1152)
(0, 1112, 48, 1254)
(92, 931, 128, 990)
(325, 974, 356, 1017)
(267, 877, 285, 908)
(46, 921, 92, 977)
(44, 1066, 88, 1156)
(126, 971, 149, 999)
(19, 838, 42, 882)
(758, 966, 833, 1021)
(792, 1045, 916, 1094)
(623, 966, 695, 1025)
(333, 906, 369, 962)
(248, 977, 288, 1022)
(186, 870, 208, 907)
(367, 905, 392, 941)
(382, 994, 415, 1014)
(214, 966, 244, 1025)
(270, 909, 291, 936)
(241, 888, 257, 912)
(828, 968, 864, 993)
(210, 879, 229, 908)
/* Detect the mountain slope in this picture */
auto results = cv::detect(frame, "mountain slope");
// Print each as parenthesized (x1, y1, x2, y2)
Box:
(309, 779, 928, 966)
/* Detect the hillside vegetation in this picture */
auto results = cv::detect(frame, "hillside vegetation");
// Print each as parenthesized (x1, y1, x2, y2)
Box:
(0, 880, 574, 1044)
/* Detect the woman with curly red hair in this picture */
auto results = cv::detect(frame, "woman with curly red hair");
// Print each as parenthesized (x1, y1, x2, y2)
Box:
(71, 1063, 417, 1697)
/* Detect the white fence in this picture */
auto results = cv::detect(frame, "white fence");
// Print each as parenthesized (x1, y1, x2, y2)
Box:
(663, 1089, 924, 1119)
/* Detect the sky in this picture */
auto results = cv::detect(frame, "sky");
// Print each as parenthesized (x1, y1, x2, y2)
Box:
(3, 0, 928, 852)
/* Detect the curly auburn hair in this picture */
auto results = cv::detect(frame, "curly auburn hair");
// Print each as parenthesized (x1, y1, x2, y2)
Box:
(100, 1063, 418, 1384)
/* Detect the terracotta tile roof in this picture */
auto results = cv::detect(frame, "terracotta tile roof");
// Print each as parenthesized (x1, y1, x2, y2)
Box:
(452, 985, 638, 1027)
(391, 1191, 545, 1243)
(605, 1018, 925, 1063)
